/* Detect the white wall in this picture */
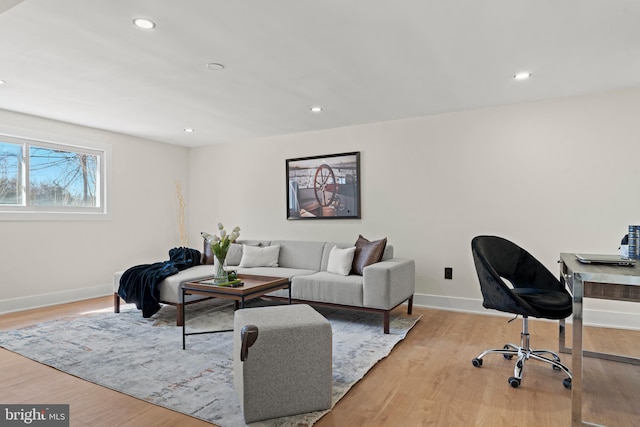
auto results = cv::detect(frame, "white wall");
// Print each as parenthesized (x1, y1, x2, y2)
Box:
(189, 89, 640, 329)
(0, 110, 190, 313)
(2, 89, 639, 328)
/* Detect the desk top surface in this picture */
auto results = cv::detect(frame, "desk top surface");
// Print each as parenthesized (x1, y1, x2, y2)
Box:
(560, 253, 640, 286)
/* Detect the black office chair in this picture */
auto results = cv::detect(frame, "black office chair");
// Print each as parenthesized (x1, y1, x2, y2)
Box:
(470, 235, 572, 389)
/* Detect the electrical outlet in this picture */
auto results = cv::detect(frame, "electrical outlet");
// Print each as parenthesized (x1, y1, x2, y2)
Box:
(444, 267, 453, 280)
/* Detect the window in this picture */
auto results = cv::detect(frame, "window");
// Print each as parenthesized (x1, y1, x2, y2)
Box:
(0, 134, 109, 219)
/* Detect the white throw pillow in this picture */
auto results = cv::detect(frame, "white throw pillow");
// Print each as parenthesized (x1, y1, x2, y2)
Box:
(327, 246, 357, 276)
(239, 244, 280, 268)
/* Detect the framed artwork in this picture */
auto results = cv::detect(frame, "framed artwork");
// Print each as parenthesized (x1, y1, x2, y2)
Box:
(286, 151, 361, 220)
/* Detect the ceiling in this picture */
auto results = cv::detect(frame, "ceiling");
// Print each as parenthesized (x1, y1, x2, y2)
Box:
(1, 0, 640, 148)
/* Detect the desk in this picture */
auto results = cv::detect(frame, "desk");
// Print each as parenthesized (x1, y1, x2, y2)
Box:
(558, 253, 640, 427)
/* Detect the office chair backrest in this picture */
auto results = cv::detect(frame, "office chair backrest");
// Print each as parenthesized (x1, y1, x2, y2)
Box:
(471, 235, 564, 317)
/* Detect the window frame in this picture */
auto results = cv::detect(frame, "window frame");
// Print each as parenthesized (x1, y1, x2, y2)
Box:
(0, 132, 111, 221)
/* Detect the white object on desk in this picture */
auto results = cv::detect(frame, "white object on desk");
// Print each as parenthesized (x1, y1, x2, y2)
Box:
(620, 244, 629, 258)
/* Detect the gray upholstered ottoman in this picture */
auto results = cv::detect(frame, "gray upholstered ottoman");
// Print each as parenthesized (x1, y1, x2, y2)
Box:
(233, 304, 332, 423)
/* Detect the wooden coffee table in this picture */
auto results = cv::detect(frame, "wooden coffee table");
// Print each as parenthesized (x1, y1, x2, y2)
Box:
(181, 274, 291, 349)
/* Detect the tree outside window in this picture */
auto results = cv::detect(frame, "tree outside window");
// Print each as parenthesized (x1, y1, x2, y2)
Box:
(0, 138, 102, 210)
(0, 141, 22, 204)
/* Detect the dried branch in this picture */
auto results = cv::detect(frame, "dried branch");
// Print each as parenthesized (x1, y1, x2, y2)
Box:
(175, 180, 187, 246)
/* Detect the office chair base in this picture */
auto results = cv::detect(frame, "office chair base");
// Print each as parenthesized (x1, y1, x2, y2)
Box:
(471, 318, 572, 389)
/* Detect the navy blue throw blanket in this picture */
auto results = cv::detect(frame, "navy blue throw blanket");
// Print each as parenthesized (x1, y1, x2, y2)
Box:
(118, 247, 201, 318)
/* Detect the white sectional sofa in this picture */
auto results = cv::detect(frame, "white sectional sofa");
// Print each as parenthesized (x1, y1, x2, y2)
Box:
(114, 238, 415, 333)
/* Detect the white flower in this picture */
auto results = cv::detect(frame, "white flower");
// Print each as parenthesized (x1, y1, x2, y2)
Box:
(207, 222, 241, 261)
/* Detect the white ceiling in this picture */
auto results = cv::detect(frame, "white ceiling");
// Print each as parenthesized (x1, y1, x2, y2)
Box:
(1, 0, 640, 147)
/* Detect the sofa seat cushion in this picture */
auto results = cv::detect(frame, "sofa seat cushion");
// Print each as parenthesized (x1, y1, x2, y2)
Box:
(285, 272, 364, 307)
(114, 265, 215, 305)
(235, 267, 317, 281)
(159, 265, 220, 303)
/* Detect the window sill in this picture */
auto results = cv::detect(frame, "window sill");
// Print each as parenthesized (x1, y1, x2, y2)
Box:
(0, 210, 112, 221)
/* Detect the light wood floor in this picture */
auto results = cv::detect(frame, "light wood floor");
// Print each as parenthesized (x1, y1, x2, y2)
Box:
(1, 297, 639, 426)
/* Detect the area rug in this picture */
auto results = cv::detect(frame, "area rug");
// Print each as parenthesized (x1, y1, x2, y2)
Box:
(0, 299, 420, 426)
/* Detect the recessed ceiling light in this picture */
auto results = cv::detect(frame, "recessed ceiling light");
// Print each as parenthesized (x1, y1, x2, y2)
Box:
(310, 106, 323, 113)
(0, 80, 5, 85)
(133, 18, 156, 30)
(184, 128, 195, 133)
(205, 63, 225, 71)
(514, 72, 532, 80)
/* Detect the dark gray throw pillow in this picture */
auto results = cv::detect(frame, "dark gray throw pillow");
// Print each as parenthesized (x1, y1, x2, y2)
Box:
(351, 235, 387, 275)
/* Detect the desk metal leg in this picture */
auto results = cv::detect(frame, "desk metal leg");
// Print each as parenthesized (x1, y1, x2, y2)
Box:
(560, 316, 640, 365)
(571, 274, 585, 426)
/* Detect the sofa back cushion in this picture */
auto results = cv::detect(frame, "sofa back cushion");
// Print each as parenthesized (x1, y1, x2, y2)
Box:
(270, 240, 325, 271)
(382, 244, 394, 260)
(202, 238, 270, 266)
(224, 243, 244, 266)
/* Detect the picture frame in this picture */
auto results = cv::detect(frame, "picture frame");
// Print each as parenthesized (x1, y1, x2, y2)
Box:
(286, 151, 361, 220)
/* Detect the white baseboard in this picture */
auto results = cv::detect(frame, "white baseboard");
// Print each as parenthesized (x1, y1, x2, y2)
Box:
(0, 284, 113, 315)
(413, 293, 640, 331)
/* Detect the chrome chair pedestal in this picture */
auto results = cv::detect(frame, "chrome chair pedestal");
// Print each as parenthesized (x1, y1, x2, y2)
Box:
(472, 316, 572, 388)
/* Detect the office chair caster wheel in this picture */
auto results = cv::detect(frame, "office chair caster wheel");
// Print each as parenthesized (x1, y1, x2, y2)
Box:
(503, 345, 513, 359)
(472, 358, 483, 367)
(563, 377, 572, 390)
(508, 377, 521, 388)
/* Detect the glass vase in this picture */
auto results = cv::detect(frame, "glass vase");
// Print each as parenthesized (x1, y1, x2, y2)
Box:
(213, 255, 228, 284)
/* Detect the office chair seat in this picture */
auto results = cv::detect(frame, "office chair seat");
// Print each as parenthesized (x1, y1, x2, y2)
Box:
(511, 288, 572, 318)
(471, 235, 572, 389)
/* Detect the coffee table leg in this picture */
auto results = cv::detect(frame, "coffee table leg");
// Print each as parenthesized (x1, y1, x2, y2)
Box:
(182, 287, 186, 350)
(288, 282, 292, 304)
